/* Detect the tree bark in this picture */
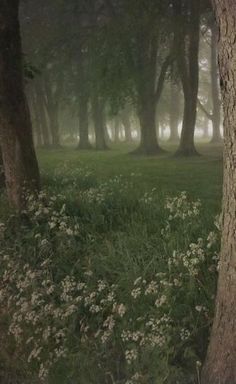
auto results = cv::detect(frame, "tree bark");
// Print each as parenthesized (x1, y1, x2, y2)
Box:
(0, 0, 40, 208)
(201, 2, 236, 383)
(175, 0, 200, 156)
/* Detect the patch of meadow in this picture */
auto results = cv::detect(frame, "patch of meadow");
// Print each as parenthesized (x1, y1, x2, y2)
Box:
(0, 163, 220, 383)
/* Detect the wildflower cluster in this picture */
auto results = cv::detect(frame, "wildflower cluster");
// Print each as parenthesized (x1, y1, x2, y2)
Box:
(0, 190, 220, 383)
(79, 175, 132, 206)
(24, 190, 80, 238)
(165, 191, 201, 221)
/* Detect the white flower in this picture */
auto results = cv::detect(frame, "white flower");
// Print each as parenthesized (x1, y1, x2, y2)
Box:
(131, 287, 141, 299)
(116, 303, 126, 317)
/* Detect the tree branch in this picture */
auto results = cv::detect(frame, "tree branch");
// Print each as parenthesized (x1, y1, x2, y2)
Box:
(197, 98, 213, 120)
(155, 54, 173, 103)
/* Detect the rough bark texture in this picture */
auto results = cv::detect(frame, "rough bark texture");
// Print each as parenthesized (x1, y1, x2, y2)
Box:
(210, 19, 222, 143)
(0, 0, 40, 208)
(201, 1, 236, 383)
(175, 0, 200, 156)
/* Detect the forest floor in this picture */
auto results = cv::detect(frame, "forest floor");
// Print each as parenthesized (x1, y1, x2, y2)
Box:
(0, 142, 223, 384)
(38, 142, 222, 213)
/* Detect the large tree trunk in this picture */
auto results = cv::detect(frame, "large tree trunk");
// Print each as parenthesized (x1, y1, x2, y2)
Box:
(132, 30, 170, 155)
(210, 19, 222, 144)
(0, 150, 5, 189)
(92, 95, 108, 150)
(0, 0, 40, 209)
(134, 92, 163, 155)
(201, 2, 236, 383)
(175, 0, 200, 156)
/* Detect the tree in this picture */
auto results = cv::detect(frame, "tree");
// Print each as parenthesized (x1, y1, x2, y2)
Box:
(201, 1, 236, 383)
(209, 17, 222, 143)
(168, 66, 181, 143)
(0, 0, 40, 209)
(197, 14, 223, 144)
(92, 93, 109, 151)
(174, 0, 200, 156)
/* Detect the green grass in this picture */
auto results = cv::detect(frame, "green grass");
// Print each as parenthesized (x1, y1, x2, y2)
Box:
(38, 142, 223, 216)
(0, 142, 223, 383)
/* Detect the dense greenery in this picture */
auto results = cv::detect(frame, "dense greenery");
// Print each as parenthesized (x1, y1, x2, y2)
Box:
(0, 145, 222, 383)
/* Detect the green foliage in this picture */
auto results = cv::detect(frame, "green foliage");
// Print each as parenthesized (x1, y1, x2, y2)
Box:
(0, 149, 221, 383)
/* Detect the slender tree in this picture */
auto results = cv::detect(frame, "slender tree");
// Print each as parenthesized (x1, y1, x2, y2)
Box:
(0, 0, 40, 208)
(202, 1, 236, 383)
(169, 72, 181, 143)
(210, 18, 222, 143)
(175, 0, 200, 156)
(92, 94, 108, 150)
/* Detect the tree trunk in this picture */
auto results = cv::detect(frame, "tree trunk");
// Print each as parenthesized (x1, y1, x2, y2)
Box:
(0, 150, 5, 189)
(132, 29, 170, 155)
(177, 91, 199, 156)
(0, 0, 40, 209)
(175, 0, 200, 156)
(43, 76, 60, 147)
(201, 2, 236, 383)
(202, 114, 210, 139)
(76, 43, 92, 150)
(77, 94, 92, 150)
(169, 81, 180, 143)
(121, 108, 132, 143)
(134, 93, 163, 155)
(35, 80, 50, 147)
(27, 87, 42, 147)
(210, 20, 222, 144)
(114, 116, 121, 143)
(92, 96, 108, 150)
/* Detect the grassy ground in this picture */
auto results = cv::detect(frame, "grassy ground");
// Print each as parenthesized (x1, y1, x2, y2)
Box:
(38, 142, 223, 216)
(0, 142, 223, 383)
